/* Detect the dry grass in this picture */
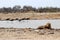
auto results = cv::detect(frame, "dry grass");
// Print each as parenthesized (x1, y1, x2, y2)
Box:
(0, 12, 60, 20)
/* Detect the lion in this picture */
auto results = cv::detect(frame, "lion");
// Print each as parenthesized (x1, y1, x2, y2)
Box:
(37, 23, 51, 29)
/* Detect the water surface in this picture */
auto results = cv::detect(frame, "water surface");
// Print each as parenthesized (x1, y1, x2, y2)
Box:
(0, 20, 60, 29)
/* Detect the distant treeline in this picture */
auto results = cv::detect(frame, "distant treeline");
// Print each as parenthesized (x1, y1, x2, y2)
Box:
(0, 5, 60, 13)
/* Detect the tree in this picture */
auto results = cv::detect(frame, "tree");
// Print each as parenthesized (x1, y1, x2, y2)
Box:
(22, 6, 33, 12)
(13, 5, 21, 13)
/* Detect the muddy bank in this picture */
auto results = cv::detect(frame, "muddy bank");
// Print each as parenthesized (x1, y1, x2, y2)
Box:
(0, 23, 58, 35)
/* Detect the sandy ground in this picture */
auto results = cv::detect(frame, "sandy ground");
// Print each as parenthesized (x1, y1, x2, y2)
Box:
(0, 28, 60, 40)
(0, 12, 60, 20)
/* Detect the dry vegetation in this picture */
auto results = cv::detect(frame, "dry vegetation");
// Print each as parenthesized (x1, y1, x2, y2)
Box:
(0, 5, 60, 20)
(0, 12, 60, 20)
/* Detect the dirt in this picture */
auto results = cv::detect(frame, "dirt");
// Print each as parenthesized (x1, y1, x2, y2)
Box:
(0, 28, 59, 40)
